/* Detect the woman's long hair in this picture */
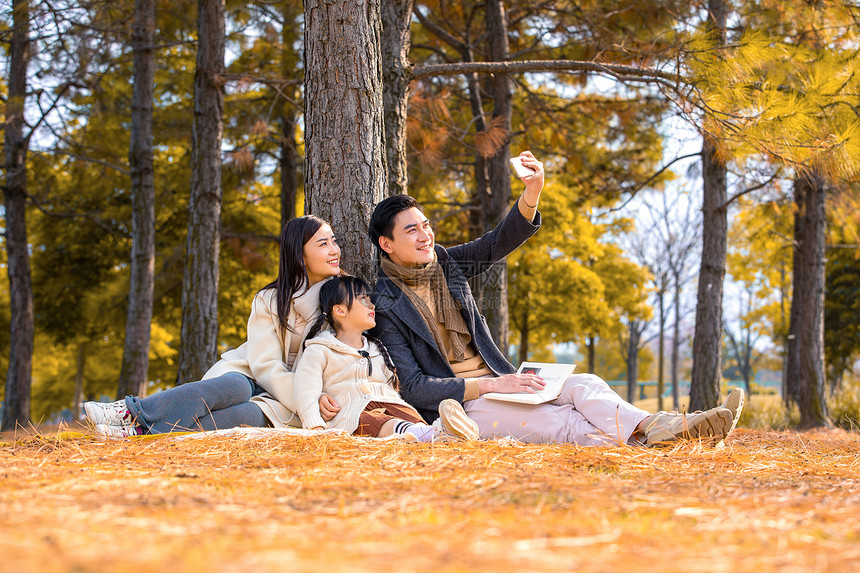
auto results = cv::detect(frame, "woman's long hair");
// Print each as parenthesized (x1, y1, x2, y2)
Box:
(262, 215, 328, 335)
(306, 276, 399, 389)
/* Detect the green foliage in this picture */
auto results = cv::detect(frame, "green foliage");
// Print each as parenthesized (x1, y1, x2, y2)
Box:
(684, 2, 860, 179)
(825, 194, 860, 383)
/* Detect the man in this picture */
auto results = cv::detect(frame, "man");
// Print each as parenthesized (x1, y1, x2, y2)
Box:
(367, 151, 742, 445)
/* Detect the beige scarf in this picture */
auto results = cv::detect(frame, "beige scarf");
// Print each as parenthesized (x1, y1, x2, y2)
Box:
(380, 252, 471, 362)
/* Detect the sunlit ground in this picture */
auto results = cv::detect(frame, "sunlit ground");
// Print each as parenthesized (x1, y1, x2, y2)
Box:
(2, 423, 859, 573)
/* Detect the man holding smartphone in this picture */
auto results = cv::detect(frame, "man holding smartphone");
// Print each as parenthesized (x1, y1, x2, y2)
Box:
(353, 151, 740, 446)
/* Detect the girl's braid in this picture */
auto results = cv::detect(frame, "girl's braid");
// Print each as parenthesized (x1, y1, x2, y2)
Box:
(365, 333, 399, 391)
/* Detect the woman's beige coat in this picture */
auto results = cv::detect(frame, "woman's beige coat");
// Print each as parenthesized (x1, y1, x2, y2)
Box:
(202, 278, 329, 427)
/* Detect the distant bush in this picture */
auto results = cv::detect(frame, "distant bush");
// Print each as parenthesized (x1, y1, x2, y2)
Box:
(738, 395, 798, 429)
(829, 378, 860, 431)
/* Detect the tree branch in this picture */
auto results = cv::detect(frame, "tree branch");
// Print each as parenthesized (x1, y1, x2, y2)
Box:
(721, 172, 779, 209)
(412, 59, 683, 84)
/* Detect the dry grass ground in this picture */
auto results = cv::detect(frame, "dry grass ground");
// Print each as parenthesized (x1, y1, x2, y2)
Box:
(2, 425, 860, 573)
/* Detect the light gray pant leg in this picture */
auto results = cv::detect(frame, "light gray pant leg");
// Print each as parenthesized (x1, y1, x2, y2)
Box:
(553, 374, 650, 443)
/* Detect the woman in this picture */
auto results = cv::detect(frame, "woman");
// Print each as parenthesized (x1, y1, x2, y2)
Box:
(84, 215, 341, 437)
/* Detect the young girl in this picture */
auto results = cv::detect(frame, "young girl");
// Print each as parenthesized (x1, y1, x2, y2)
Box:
(84, 216, 343, 437)
(294, 276, 479, 442)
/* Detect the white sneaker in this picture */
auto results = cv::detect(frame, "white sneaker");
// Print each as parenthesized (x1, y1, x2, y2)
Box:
(84, 399, 135, 427)
(93, 423, 142, 438)
(436, 399, 480, 441)
(644, 407, 733, 445)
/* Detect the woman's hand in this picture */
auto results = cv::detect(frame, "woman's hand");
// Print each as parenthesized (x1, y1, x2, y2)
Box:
(318, 393, 341, 421)
(479, 373, 546, 395)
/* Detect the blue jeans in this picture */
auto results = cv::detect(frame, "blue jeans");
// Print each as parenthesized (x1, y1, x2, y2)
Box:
(126, 372, 269, 434)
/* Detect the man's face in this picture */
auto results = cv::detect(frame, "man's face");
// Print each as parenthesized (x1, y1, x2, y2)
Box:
(379, 207, 436, 267)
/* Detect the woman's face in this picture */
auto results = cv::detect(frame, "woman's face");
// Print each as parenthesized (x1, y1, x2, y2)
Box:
(303, 224, 340, 285)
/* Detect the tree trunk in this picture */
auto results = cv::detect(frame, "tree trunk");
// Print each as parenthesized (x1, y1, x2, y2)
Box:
(1, 0, 34, 431)
(279, 1, 301, 228)
(304, 0, 387, 282)
(280, 110, 298, 227)
(689, 137, 727, 411)
(689, 0, 729, 412)
(117, 0, 156, 400)
(477, 0, 512, 352)
(671, 279, 681, 410)
(73, 342, 87, 421)
(657, 289, 665, 412)
(626, 324, 641, 404)
(587, 336, 596, 374)
(177, 0, 225, 384)
(518, 306, 529, 364)
(381, 0, 414, 197)
(786, 172, 830, 428)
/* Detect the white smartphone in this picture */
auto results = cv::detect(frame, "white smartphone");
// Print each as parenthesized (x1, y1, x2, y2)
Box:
(509, 156, 536, 178)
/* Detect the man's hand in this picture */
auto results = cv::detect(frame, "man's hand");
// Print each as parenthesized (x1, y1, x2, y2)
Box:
(517, 150, 544, 197)
(318, 393, 341, 421)
(479, 373, 546, 395)
(515, 151, 544, 222)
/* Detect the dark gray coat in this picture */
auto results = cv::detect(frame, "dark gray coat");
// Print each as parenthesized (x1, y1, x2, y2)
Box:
(371, 204, 541, 422)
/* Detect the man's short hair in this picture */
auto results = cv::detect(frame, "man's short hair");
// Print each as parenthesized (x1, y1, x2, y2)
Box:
(368, 194, 424, 254)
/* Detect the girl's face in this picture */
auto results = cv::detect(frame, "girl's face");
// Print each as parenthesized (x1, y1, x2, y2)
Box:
(303, 224, 340, 285)
(333, 292, 375, 333)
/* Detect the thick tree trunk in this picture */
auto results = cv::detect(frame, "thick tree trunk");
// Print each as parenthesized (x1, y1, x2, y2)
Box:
(381, 0, 414, 197)
(280, 110, 298, 227)
(177, 0, 225, 384)
(689, 137, 727, 411)
(117, 0, 156, 399)
(478, 0, 512, 352)
(786, 172, 830, 428)
(689, 0, 729, 412)
(73, 342, 87, 420)
(2, 0, 34, 431)
(304, 0, 387, 281)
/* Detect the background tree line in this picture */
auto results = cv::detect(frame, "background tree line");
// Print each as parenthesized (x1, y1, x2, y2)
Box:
(2, 0, 859, 431)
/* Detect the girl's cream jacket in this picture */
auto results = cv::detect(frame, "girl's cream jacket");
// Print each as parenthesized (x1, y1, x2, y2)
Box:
(294, 330, 419, 432)
(202, 278, 330, 428)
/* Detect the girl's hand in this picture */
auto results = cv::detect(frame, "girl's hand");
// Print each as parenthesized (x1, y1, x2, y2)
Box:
(480, 373, 546, 395)
(319, 393, 341, 421)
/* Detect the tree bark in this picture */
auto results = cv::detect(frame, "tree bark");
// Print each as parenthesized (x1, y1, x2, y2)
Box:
(381, 0, 414, 197)
(626, 323, 642, 404)
(304, 0, 387, 282)
(671, 282, 681, 410)
(657, 289, 665, 412)
(587, 336, 596, 374)
(279, 1, 302, 228)
(177, 0, 225, 384)
(117, 0, 156, 399)
(280, 110, 298, 227)
(2, 0, 34, 431)
(689, 137, 727, 411)
(786, 172, 830, 428)
(73, 342, 87, 421)
(478, 0, 512, 352)
(689, 0, 729, 412)
(518, 306, 529, 364)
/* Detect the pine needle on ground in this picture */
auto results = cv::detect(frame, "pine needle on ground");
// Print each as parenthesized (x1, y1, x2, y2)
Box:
(2, 427, 859, 573)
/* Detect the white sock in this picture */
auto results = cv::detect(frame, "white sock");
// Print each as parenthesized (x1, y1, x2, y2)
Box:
(395, 421, 438, 443)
